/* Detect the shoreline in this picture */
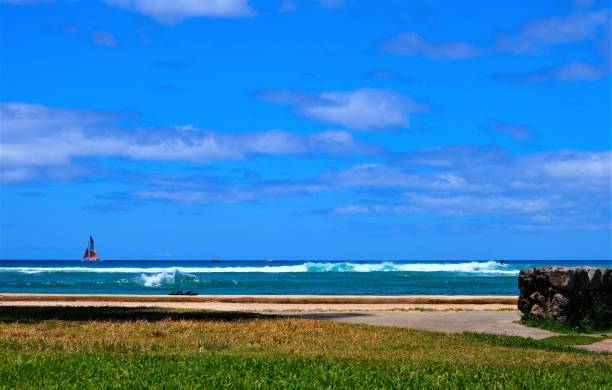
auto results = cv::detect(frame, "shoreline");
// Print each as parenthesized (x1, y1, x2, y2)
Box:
(0, 293, 518, 312)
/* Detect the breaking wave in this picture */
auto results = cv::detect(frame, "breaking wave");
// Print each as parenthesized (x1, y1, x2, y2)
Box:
(0, 261, 517, 275)
(137, 269, 199, 287)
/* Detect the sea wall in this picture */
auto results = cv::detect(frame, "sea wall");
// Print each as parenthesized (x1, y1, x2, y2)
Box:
(518, 267, 612, 328)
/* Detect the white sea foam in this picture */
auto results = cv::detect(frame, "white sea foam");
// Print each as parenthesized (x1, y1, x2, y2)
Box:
(137, 268, 198, 287)
(0, 261, 517, 275)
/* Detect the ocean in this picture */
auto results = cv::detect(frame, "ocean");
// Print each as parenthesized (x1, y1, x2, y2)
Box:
(0, 260, 610, 296)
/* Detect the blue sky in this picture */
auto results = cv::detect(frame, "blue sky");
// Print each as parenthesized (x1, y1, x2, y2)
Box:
(0, 0, 610, 260)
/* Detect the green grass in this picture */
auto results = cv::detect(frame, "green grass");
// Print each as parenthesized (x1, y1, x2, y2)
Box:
(3, 353, 611, 389)
(539, 335, 608, 347)
(0, 307, 610, 389)
(520, 315, 612, 335)
(462, 332, 607, 351)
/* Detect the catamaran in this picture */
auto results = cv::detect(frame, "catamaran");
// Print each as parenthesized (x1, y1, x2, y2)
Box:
(82, 235, 101, 262)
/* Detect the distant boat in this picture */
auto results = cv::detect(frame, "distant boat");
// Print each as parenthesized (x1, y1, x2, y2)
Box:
(82, 235, 101, 262)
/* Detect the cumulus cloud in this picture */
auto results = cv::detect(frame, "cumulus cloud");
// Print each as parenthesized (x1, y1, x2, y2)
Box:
(330, 195, 564, 216)
(394, 146, 611, 193)
(103, 0, 255, 24)
(258, 88, 426, 130)
(382, 9, 610, 60)
(331, 204, 371, 215)
(3, 103, 608, 230)
(131, 147, 610, 231)
(391, 145, 509, 169)
(320, 147, 611, 228)
(130, 179, 325, 205)
(126, 145, 610, 228)
(495, 9, 610, 54)
(493, 60, 609, 83)
(0, 102, 376, 183)
(379, 32, 481, 59)
(381, 9, 611, 82)
(68, 140, 609, 230)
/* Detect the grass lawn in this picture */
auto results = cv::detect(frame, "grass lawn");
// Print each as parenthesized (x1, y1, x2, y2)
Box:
(520, 315, 612, 335)
(0, 307, 610, 389)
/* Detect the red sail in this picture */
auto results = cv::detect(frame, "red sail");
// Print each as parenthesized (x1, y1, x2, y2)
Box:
(82, 236, 99, 261)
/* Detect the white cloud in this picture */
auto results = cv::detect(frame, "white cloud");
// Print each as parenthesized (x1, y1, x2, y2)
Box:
(379, 32, 480, 59)
(382, 10, 610, 59)
(90, 144, 610, 230)
(495, 9, 610, 54)
(398, 146, 611, 193)
(331, 205, 370, 215)
(317, 147, 610, 229)
(0, 102, 375, 183)
(103, 0, 255, 24)
(129, 177, 326, 205)
(3, 103, 609, 230)
(552, 61, 609, 81)
(328, 195, 565, 217)
(493, 60, 609, 83)
(320, 164, 423, 188)
(538, 150, 611, 180)
(380, 9, 611, 83)
(259, 88, 426, 130)
(402, 194, 561, 215)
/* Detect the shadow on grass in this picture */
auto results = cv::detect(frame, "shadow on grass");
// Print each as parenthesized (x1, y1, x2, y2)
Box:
(0, 306, 275, 323)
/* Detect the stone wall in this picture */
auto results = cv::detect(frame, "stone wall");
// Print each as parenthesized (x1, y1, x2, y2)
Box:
(518, 267, 612, 329)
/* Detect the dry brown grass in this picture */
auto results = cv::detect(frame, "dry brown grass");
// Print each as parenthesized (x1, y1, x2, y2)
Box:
(0, 307, 608, 367)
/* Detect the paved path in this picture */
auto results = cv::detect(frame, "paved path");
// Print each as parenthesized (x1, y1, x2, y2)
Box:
(575, 339, 612, 353)
(298, 310, 557, 339)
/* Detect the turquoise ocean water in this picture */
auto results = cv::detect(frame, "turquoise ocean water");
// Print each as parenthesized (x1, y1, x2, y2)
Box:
(0, 260, 610, 295)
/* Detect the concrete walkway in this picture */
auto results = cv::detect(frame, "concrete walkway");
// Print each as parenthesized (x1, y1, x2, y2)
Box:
(298, 310, 557, 339)
(299, 311, 611, 352)
(575, 339, 612, 353)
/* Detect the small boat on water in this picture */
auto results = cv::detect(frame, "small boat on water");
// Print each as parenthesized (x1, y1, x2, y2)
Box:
(82, 235, 101, 262)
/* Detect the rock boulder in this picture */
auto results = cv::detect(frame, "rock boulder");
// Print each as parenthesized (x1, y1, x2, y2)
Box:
(518, 266, 612, 329)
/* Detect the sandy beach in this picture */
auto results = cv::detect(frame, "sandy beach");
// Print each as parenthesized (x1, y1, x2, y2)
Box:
(0, 293, 517, 312)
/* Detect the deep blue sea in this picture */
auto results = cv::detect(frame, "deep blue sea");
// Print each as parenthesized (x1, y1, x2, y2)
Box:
(0, 260, 610, 295)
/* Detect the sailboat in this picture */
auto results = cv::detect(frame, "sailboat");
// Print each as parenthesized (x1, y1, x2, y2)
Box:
(82, 235, 101, 262)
